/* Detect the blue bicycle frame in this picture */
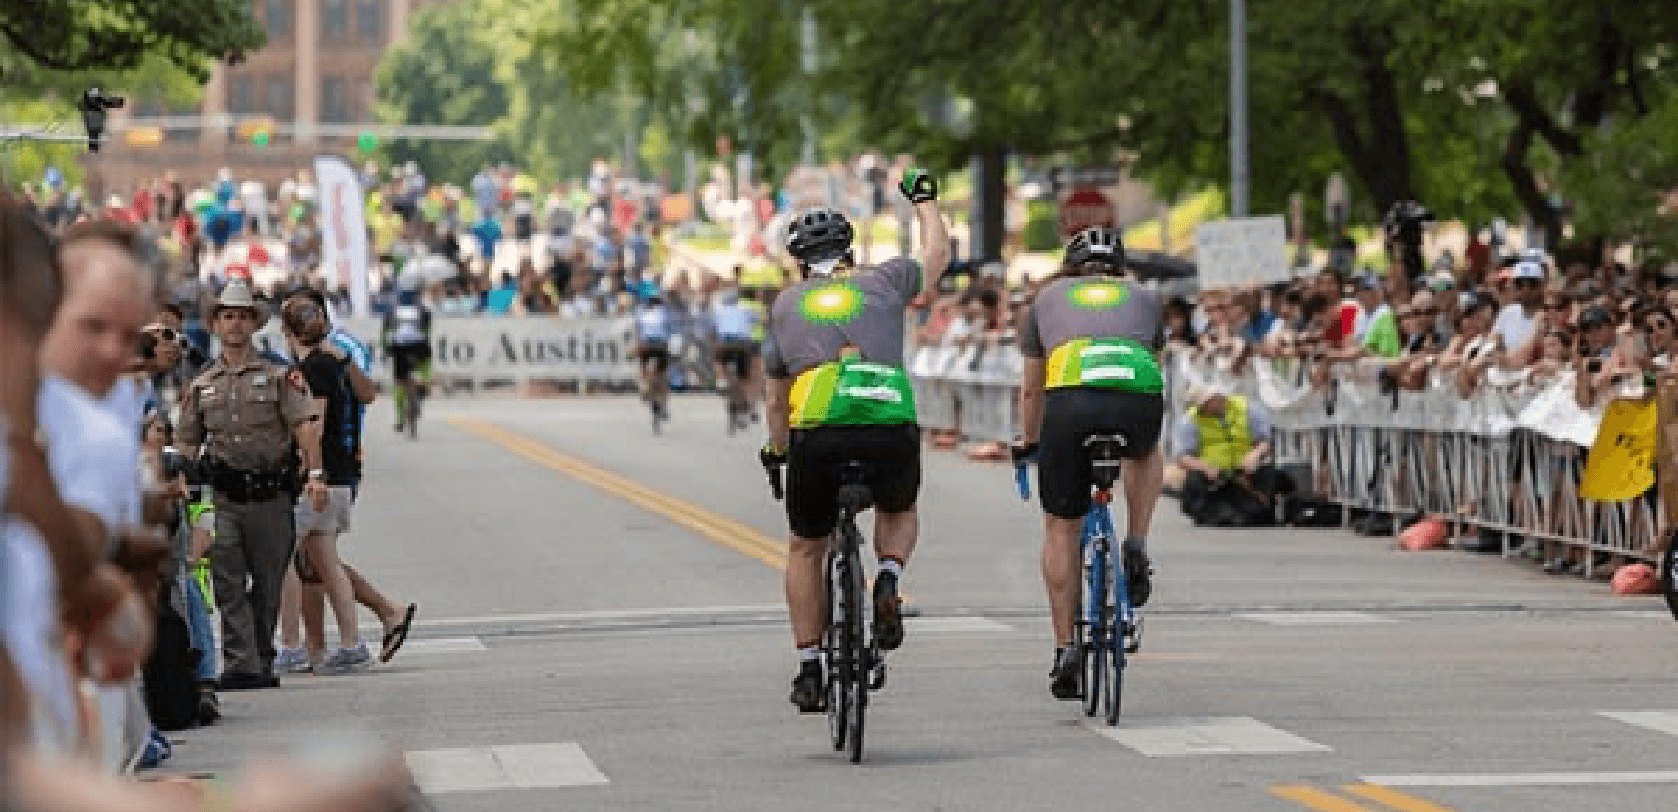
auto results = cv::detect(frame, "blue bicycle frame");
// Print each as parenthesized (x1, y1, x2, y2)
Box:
(1018, 459, 1135, 723)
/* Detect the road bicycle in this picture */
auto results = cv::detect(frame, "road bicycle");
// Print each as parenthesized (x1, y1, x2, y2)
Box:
(1015, 434, 1142, 725)
(765, 458, 886, 763)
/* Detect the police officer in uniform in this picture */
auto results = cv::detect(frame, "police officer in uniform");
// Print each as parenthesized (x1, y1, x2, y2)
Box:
(178, 280, 324, 689)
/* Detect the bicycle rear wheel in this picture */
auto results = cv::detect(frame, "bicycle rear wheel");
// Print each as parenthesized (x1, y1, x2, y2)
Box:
(839, 521, 868, 763)
(824, 552, 847, 752)
(1081, 540, 1107, 719)
(1104, 548, 1126, 725)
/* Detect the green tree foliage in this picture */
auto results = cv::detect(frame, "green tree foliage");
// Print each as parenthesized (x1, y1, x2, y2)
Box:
(1562, 92, 1678, 257)
(0, 0, 263, 80)
(373, 0, 516, 185)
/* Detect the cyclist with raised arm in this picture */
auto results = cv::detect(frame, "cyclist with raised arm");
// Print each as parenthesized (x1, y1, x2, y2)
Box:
(761, 169, 950, 713)
(382, 280, 432, 437)
(1011, 228, 1166, 700)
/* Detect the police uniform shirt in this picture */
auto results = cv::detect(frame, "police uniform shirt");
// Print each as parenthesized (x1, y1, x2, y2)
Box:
(177, 355, 316, 470)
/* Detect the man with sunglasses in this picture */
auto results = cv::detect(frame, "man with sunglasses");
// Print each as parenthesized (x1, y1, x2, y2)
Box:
(1491, 260, 1545, 359)
(177, 280, 323, 690)
(1009, 227, 1166, 700)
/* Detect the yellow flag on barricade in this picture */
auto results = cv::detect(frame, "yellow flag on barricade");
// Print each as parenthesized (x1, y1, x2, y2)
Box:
(1581, 397, 1658, 501)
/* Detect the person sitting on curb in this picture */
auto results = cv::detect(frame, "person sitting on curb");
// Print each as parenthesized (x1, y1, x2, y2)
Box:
(1174, 384, 1292, 527)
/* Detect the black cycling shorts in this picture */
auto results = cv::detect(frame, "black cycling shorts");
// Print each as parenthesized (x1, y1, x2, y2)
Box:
(786, 424, 921, 540)
(714, 340, 756, 381)
(638, 344, 670, 374)
(1038, 388, 1165, 519)
(389, 343, 432, 382)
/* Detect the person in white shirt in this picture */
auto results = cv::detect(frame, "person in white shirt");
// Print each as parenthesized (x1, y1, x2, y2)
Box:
(22, 220, 164, 764)
(1491, 260, 1545, 355)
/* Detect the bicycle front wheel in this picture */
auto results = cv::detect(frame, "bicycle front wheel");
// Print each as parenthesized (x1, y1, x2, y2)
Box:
(1105, 549, 1126, 725)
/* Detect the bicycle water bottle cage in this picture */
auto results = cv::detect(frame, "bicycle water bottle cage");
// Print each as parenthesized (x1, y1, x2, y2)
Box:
(1083, 434, 1129, 493)
(836, 461, 875, 513)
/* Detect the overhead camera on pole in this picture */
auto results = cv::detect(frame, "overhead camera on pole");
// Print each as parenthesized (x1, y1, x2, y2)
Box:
(1383, 199, 1434, 281)
(77, 87, 125, 153)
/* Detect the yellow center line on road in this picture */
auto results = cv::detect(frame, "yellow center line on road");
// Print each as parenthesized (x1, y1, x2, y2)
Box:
(1342, 784, 1461, 812)
(1269, 786, 1384, 812)
(450, 418, 790, 570)
(1270, 784, 1467, 812)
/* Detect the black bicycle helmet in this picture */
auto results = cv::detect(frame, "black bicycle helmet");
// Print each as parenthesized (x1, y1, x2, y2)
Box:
(1064, 227, 1125, 270)
(785, 207, 855, 263)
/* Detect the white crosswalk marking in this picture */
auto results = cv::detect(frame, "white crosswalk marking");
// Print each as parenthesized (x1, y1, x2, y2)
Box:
(399, 637, 488, 655)
(1085, 716, 1332, 756)
(904, 616, 1013, 633)
(407, 743, 608, 792)
(1235, 611, 1397, 625)
(1599, 710, 1678, 737)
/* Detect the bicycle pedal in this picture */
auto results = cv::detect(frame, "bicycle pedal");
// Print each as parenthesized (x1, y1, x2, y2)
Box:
(1123, 620, 1143, 654)
(869, 661, 887, 690)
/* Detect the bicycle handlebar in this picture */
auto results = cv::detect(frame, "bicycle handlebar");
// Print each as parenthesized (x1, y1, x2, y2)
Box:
(1013, 460, 1032, 501)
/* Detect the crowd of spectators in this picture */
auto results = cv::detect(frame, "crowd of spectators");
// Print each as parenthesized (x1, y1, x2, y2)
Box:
(0, 189, 424, 810)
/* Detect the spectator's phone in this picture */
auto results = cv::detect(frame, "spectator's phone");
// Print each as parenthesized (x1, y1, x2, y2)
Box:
(1587, 358, 1604, 374)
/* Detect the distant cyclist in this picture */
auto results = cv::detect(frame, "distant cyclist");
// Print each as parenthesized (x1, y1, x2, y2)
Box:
(760, 169, 950, 713)
(382, 279, 433, 436)
(635, 292, 674, 430)
(711, 288, 762, 431)
(1010, 227, 1166, 700)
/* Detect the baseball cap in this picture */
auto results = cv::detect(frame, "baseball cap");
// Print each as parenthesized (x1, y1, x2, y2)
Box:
(1512, 260, 1545, 281)
(1186, 383, 1230, 408)
(1577, 304, 1614, 329)
(1428, 272, 1455, 291)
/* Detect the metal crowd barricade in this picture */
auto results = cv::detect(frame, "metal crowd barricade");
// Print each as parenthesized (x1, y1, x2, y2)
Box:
(1167, 354, 1663, 570)
(907, 341, 1663, 568)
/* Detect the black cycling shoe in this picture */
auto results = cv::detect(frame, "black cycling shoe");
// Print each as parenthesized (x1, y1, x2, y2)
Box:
(872, 571, 905, 651)
(1049, 647, 1082, 700)
(1123, 548, 1154, 608)
(790, 661, 826, 713)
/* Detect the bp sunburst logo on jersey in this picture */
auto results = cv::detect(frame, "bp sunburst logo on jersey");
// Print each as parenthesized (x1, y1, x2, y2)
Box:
(800, 281, 865, 325)
(1068, 280, 1129, 310)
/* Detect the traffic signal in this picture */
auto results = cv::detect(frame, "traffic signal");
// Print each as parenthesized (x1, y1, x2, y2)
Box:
(123, 126, 163, 147)
(237, 117, 275, 144)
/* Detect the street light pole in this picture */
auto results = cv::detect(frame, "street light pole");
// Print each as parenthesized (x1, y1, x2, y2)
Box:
(801, 7, 817, 167)
(1230, 0, 1249, 218)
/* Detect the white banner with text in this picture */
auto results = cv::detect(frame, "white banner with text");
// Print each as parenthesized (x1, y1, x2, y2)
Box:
(337, 315, 640, 386)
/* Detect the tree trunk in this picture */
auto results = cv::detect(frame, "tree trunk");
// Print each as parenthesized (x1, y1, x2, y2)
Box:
(969, 146, 1007, 263)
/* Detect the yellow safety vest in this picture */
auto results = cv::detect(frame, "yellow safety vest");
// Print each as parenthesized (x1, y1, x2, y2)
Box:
(1191, 395, 1252, 472)
(741, 299, 767, 342)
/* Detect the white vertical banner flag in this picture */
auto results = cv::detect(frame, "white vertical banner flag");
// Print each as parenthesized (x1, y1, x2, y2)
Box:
(314, 155, 371, 317)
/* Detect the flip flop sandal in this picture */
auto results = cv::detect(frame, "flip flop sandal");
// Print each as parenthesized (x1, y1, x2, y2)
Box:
(380, 603, 417, 663)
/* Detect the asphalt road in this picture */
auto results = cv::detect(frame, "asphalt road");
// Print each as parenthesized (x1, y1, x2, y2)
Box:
(163, 394, 1678, 812)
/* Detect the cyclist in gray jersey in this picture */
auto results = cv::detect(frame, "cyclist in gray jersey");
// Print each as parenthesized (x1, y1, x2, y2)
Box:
(1012, 227, 1167, 700)
(760, 170, 950, 713)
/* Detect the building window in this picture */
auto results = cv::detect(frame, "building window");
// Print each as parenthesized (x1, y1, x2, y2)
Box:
(228, 75, 256, 115)
(322, 0, 348, 38)
(265, 74, 295, 121)
(356, 0, 383, 40)
(321, 75, 353, 123)
(264, 0, 293, 40)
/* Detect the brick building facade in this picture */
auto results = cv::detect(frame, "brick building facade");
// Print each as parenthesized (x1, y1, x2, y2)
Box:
(92, 0, 450, 192)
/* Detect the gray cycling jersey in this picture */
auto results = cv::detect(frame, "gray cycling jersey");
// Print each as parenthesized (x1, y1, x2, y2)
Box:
(1019, 275, 1165, 359)
(764, 257, 922, 379)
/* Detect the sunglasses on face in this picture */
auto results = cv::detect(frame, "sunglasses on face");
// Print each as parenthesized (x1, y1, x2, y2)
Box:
(1643, 319, 1672, 332)
(219, 310, 257, 322)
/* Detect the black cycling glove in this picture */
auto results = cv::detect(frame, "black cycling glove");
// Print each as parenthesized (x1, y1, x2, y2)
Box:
(898, 168, 937, 204)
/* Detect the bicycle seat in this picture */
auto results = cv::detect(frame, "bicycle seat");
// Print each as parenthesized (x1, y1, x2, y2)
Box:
(1083, 434, 1130, 491)
(835, 461, 874, 513)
